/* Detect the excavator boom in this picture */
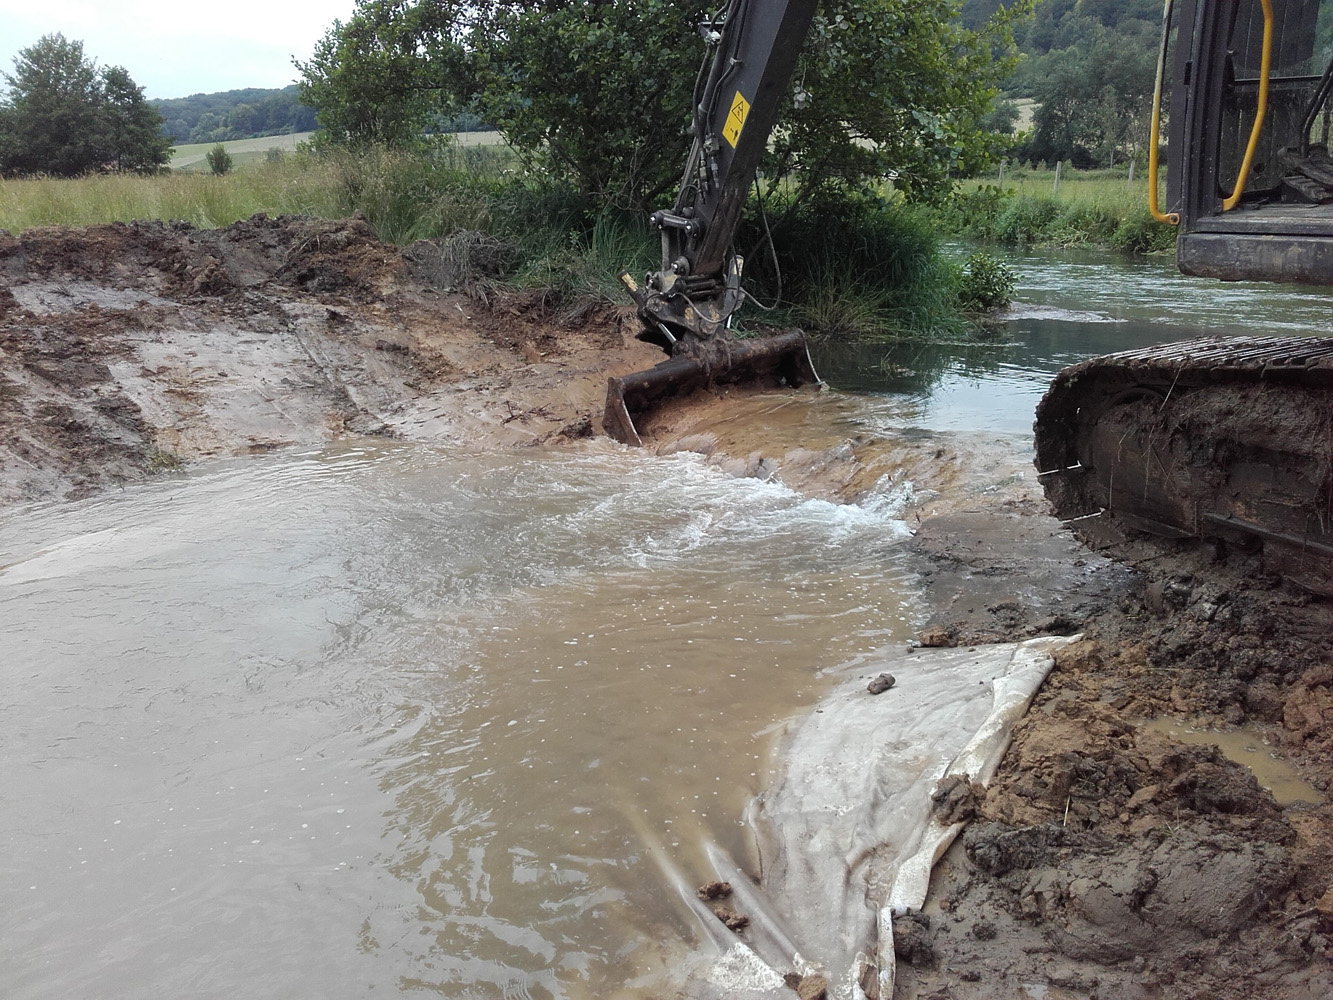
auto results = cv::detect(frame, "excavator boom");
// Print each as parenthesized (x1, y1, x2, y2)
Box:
(605, 0, 821, 445)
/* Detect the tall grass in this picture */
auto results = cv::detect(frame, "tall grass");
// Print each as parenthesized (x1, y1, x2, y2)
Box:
(0, 147, 995, 341)
(939, 171, 1176, 254)
(0, 146, 518, 238)
(741, 195, 976, 341)
(1, 157, 340, 232)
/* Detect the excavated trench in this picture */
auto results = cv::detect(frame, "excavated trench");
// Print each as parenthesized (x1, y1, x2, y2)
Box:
(1, 219, 1331, 1000)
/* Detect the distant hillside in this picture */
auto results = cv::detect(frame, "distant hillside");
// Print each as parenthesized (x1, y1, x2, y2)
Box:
(962, 0, 1159, 60)
(151, 85, 317, 145)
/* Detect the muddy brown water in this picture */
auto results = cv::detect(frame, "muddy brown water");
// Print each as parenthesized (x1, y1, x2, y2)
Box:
(1, 442, 918, 999)
(4, 245, 1329, 999)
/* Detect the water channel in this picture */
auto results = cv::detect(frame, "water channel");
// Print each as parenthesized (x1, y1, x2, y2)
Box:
(2, 246, 1328, 999)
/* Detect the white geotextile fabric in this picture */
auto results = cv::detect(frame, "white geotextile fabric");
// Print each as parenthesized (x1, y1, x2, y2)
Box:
(681, 635, 1075, 1000)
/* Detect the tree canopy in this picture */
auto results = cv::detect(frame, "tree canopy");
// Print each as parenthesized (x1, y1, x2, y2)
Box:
(298, 0, 1025, 208)
(996, 0, 1160, 168)
(0, 34, 172, 177)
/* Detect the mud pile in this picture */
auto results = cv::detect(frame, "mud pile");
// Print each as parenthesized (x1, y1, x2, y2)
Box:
(900, 539, 1333, 999)
(0, 215, 660, 504)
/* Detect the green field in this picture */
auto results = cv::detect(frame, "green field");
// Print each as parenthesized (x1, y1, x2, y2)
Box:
(0, 142, 518, 239)
(169, 132, 316, 171)
(970, 171, 1151, 218)
(168, 130, 506, 171)
(941, 168, 1175, 253)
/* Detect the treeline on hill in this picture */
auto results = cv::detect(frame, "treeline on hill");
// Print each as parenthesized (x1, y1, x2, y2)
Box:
(962, 0, 1161, 169)
(151, 85, 494, 146)
(971, 0, 1333, 169)
(152, 86, 318, 145)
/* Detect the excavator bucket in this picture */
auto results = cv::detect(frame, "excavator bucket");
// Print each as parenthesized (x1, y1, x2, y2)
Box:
(603, 330, 820, 446)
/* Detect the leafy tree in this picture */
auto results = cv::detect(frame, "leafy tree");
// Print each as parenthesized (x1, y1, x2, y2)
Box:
(99, 65, 173, 172)
(296, 0, 467, 151)
(299, 0, 1025, 208)
(768, 0, 1030, 207)
(980, 97, 1021, 135)
(1016, 17, 1156, 167)
(0, 33, 170, 176)
(206, 143, 233, 175)
(1, 34, 104, 176)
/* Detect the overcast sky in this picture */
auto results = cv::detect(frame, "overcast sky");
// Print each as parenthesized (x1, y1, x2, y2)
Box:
(0, 0, 359, 98)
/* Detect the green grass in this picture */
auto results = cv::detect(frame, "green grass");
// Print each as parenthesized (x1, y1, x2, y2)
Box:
(0, 144, 520, 236)
(940, 168, 1176, 253)
(736, 195, 996, 342)
(0, 144, 996, 343)
(169, 132, 316, 171)
(166, 129, 506, 171)
(1, 155, 344, 231)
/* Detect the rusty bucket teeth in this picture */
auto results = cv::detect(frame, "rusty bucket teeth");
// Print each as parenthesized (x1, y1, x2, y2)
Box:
(603, 330, 821, 446)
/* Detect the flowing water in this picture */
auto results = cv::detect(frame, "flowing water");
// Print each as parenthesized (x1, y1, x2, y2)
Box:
(1, 444, 916, 999)
(3, 245, 1329, 999)
(814, 245, 1333, 433)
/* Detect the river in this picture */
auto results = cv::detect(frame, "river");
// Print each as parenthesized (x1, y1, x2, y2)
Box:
(1, 245, 1326, 999)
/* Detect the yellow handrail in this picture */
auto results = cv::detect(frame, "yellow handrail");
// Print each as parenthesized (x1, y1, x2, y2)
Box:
(1222, 0, 1275, 211)
(1149, 0, 1179, 224)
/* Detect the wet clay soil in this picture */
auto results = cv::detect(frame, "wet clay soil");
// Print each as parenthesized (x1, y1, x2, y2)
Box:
(4, 217, 1332, 998)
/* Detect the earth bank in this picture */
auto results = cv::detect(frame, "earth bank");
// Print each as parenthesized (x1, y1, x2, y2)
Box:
(2, 216, 1330, 998)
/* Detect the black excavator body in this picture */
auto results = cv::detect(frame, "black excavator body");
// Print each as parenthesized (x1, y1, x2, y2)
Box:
(1036, 0, 1333, 587)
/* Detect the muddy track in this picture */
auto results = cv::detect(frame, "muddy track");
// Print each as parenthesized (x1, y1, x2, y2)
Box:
(2, 217, 1331, 998)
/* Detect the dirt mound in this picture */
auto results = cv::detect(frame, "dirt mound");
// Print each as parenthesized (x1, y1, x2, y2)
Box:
(0, 214, 400, 302)
(899, 532, 1333, 999)
(0, 216, 658, 505)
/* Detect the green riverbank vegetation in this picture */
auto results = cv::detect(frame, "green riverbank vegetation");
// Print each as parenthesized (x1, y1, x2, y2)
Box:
(940, 166, 1176, 254)
(2, 1, 1035, 343)
(0, 144, 1016, 341)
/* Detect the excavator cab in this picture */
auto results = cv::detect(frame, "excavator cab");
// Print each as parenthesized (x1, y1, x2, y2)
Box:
(1165, 0, 1333, 282)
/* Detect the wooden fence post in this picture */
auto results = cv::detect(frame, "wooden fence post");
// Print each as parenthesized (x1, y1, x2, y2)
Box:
(1053, 160, 1063, 195)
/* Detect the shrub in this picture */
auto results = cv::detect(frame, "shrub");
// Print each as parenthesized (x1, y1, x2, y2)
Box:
(206, 144, 232, 176)
(1110, 213, 1177, 254)
(958, 252, 1015, 311)
(742, 194, 969, 341)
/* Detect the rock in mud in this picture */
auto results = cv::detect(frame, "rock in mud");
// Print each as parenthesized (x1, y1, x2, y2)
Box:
(867, 672, 896, 695)
(696, 879, 749, 931)
(794, 972, 828, 1000)
(892, 912, 935, 966)
(711, 903, 749, 932)
(918, 626, 955, 648)
(931, 773, 984, 824)
(696, 880, 732, 901)
(965, 821, 1075, 876)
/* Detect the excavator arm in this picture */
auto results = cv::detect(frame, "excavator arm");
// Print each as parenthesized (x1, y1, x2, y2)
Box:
(605, 0, 821, 444)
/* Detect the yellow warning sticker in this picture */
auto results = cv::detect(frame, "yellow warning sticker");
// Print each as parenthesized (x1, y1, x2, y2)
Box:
(722, 90, 751, 148)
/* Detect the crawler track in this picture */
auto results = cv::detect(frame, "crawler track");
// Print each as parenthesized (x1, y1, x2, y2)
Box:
(1035, 337, 1333, 593)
